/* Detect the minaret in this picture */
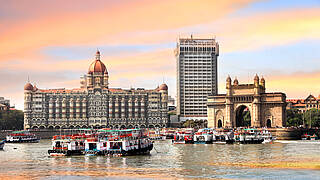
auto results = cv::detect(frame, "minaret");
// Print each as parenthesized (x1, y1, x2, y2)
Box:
(225, 75, 233, 127)
(24, 81, 34, 129)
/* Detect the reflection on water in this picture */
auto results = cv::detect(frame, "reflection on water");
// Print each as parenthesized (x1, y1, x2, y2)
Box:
(1, 140, 320, 179)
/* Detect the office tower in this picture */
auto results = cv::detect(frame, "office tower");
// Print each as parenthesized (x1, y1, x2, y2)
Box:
(175, 36, 219, 121)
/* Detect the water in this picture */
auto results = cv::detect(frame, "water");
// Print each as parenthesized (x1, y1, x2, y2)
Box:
(1, 140, 320, 179)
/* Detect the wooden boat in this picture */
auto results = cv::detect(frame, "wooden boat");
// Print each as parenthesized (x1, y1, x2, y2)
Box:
(6, 131, 40, 143)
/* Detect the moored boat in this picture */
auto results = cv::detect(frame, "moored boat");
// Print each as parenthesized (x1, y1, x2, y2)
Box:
(173, 129, 194, 144)
(6, 130, 40, 143)
(194, 128, 214, 144)
(0, 140, 5, 150)
(48, 134, 87, 156)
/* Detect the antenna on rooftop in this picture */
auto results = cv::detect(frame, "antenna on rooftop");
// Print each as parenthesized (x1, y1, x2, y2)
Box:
(27, 75, 30, 83)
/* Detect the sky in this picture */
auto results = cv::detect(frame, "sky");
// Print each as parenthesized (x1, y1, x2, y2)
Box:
(1, 0, 320, 110)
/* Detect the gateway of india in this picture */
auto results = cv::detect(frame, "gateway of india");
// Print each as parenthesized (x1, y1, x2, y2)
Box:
(207, 75, 286, 128)
(24, 51, 168, 129)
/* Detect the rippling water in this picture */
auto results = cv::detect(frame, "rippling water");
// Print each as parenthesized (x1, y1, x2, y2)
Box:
(1, 140, 320, 179)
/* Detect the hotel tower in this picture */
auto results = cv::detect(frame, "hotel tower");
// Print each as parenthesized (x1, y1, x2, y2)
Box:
(175, 36, 219, 122)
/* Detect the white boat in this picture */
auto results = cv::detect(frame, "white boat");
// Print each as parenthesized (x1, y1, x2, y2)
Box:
(48, 134, 86, 156)
(6, 130, 40, 143)
(194, 128, 214, 144)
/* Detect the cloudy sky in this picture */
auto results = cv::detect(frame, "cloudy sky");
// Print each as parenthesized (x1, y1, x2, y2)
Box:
(1, 0, 320, 110)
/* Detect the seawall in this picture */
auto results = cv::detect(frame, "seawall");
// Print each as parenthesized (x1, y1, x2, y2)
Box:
(1, 128, 319, 140)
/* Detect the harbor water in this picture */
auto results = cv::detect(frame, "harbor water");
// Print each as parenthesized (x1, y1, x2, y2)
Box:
(1, 140, 320, 179)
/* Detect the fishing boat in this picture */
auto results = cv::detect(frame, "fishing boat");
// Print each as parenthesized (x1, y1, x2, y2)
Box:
(6, 130, 40, 143)
(48, 134, 87, 156)
(194, 128, 214, 144)
(173, 129, 194, 144)
(0, 140, 5, 150)
(213, 130, 234, 144)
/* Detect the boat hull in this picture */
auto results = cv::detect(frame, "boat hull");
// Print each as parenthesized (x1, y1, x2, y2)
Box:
(6, 138, 40, 143)
(48, 149, 83, 156)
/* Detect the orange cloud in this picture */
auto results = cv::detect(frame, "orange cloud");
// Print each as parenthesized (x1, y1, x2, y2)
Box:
(0, 0, 255, 60)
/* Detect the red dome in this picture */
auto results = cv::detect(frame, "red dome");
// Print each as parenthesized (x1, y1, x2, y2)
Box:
(159, 84, 168, 91)
(88, 60, 107, 74)
(88, 51, 107, 74)
(24, 83, 33, 90)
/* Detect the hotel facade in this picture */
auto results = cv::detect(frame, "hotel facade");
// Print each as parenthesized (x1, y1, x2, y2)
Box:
(24, 51, 168, 129)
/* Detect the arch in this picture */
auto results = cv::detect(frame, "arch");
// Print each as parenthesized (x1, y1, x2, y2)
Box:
(148, 124, 155, 129)
(215, 110, 224, 128)
(114, 125, 119, 129)
(140, 124, 146, 129)
(127, 124, 133, 129)
(235, 105, 251, 127)
(48, 126, 54, 130)
(75, 125, 81, 129)
(39, 126, 45, 129)
(155, 124, 161, 128)
(82, 125, 88, 129)
(218, 120, 222, 128)
(32, 126, 39, 129)
(120, 125, 126, 129)
(134, 125, 139, 129)
(69, 125, 74, 129)
(266, 119, 272, 128)
(55, 126, 61, 129)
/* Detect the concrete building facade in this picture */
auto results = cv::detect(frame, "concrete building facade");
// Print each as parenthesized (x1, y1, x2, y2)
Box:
(175, 36, 219, 122)
(24, 51, 168, 129)
(207, 75, 286, 128)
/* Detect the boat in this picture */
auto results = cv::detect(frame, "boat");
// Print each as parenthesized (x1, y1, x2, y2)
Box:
(213, 130, 234, 144)
(98, 129, 153, 156)
(173, 129, 194, 144)
(301, 133, 310, 140)
(0, 140, 5, 150)
(194, 128, 214, 144)
(310, 134, 318, 141)
(48, 134, 87, 156)
(6, 130, 40, 143)
(234, 128, 264, 144)
(261, 129, 275, 144)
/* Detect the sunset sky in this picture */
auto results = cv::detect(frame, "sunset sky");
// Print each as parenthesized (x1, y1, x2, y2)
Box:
(1, 0, 320, 110)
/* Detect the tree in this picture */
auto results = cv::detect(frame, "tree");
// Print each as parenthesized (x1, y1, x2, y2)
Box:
(0, 110, 24, 130)
(286, 109, 303, 127)
(304, 109, 320, 128)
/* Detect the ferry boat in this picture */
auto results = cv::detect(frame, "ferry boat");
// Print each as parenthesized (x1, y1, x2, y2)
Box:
(234, 128, 264, 144)
(0, 140, 5, 150)
(48, 134, 87, 156)
(301, 133, 310, 140)
(261, 129, 274, 143)
(6, 130, 40, 143)
(173, 129, 194, 144)
(98, 129, 153, 156)
(213, 131, 234, 144)
(194, 128, 214, 144)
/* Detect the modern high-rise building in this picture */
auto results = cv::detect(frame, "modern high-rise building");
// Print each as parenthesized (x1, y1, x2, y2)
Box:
(24, 51, 169, 129)
(175, 36, 219, 121)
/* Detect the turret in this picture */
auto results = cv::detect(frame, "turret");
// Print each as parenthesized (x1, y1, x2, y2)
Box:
(233, 77, 239, 86)
(226, 75, 232, 96)
(254, 74, 259, 87)
(260, 76, 265, 89)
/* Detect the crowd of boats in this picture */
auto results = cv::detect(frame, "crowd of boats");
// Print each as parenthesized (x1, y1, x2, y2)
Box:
(0, 128, 319, 156)
(151, 128, 275, 144)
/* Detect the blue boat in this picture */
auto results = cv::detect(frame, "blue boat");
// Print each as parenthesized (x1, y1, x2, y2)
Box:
(0, 140, 5, 150)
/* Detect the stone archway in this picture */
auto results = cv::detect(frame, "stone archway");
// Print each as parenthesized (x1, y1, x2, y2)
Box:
(148, 124, 155, 129)
(267, 119, 272, 128)
(235, 105, 251, 127)
(120, 125, 126, 129)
